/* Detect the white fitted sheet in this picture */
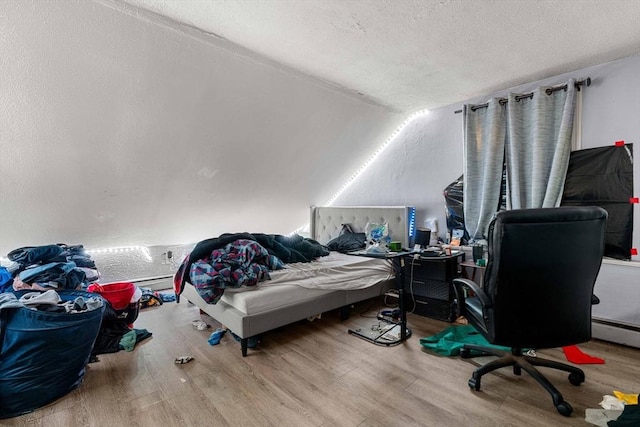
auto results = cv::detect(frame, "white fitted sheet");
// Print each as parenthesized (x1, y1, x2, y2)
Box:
(219, 252, 393, 315)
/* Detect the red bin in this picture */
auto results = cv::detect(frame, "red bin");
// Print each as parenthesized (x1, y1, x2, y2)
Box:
(87, 282, 135, 310)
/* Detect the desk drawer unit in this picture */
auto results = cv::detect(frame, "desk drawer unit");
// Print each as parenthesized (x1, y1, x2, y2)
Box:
(404, 256, 461, 321)
(407, 258, 458, 282)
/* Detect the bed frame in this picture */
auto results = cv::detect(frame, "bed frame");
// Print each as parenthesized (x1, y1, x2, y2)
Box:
(181, 205, 416, 356)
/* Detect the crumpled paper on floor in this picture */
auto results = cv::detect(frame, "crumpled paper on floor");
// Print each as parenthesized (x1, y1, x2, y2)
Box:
(599, 395, 625, 410)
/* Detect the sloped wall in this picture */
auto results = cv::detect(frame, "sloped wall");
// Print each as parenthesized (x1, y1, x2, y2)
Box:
(0, 0, 402, 255)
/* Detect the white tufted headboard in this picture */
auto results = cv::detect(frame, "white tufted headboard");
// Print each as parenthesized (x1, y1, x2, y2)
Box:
(310, 206, 416, 250)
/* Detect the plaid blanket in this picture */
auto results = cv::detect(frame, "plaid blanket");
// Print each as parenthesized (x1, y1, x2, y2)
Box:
(173, 233, 329, 303)
(188, 239, 284, 304)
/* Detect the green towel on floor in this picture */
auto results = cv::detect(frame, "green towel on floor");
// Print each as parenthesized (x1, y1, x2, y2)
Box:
(420, 325, 510, 356)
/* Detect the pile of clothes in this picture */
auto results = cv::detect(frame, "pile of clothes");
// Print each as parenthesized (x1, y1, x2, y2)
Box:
(0, 289, 104, 314)
(0, 244, 99, 293)
(0, 244, 153, 362)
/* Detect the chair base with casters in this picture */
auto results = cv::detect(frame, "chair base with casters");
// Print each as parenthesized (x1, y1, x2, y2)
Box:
(460, 343, 585, 417)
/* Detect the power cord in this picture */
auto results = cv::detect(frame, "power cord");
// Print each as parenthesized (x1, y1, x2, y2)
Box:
(383, 290, 399, 307)
(358, 299, 380, 318)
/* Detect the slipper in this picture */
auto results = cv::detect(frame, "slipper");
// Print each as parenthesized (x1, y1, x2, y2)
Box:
(191, 320, 210, 331)
(208, 328, 226, 345)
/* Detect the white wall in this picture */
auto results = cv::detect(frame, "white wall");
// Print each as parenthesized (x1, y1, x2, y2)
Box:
(335, 55, 640, 262)
(0, 0, 402, 255)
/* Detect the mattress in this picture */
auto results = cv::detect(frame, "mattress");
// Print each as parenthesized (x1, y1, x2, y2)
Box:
(218, 252, 393, 315)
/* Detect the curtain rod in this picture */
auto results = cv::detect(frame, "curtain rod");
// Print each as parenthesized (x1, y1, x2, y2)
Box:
(453, 77, 591, 114)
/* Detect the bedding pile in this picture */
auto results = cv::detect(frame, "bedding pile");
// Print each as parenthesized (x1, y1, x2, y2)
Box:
(174, 233, 329, 304)
(0, 244, 99, 293)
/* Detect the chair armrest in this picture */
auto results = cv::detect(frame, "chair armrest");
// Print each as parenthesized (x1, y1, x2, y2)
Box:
(452, 277, 492, 308)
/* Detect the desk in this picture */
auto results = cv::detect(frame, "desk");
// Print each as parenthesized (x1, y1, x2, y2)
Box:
(347, 251, 412, 345)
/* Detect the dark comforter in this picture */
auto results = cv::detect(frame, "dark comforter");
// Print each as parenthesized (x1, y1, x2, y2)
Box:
(173, 233, 329, 303)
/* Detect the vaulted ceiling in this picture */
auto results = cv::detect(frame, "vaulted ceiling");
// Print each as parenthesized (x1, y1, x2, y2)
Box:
(123, 0, 640, 113)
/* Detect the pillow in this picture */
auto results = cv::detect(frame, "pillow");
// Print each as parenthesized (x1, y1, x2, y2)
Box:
(326, 232, 366, 253)
(339, 223, 355, 235)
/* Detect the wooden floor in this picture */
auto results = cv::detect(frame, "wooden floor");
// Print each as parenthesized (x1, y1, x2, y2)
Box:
(4, 297, 638, 427)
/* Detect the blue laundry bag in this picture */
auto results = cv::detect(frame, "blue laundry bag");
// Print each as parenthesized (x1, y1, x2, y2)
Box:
(0, 290, 105, 418)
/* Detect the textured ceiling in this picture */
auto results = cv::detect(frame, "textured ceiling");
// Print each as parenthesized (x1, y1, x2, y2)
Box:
(122, 0, 640, 113)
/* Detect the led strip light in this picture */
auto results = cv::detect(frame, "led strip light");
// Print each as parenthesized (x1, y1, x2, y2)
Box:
(291, 109, 429, 236)
(324, 109, 430, 207)
(86, 246, 153, 262)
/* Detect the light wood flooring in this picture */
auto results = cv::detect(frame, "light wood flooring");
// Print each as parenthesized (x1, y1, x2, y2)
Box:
(3, 296, 638, 427)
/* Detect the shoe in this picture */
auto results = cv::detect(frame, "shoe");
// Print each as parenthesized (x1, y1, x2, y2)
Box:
(208, 328, 226, 345)
(191, 320, 210, 331)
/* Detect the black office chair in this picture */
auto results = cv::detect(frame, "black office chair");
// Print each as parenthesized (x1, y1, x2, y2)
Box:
(452, 207, 607, 417)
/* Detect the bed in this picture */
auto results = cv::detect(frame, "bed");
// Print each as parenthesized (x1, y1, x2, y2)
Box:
(179, 205, 416, 356)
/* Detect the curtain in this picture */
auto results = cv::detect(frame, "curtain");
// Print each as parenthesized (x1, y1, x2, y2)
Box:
(506, 79, 577, 209)
(463, 79, 577, 240)
(463, 99, 506, 241)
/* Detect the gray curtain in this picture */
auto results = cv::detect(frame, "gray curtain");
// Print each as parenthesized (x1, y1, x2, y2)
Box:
(506, 80, 577, 209)
(463, 79, 577, 240)
(463, 99, 506, 241)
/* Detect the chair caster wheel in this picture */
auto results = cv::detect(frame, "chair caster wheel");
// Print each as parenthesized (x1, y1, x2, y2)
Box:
(556, 401, 573, 417)
(468, 377, 480, 391)
(460, 348, 472, 358)
(568, 372, 585, 386)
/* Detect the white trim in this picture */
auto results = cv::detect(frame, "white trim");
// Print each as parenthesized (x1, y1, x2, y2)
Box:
(602, 258, 640, 268)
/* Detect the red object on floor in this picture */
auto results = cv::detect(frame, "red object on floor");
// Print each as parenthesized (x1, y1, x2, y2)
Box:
(87, 282, 135, 310)
(562, 345, 605, 364)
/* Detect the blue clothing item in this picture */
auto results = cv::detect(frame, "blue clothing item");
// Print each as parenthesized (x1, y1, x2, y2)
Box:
(7, 245, 64, 265)
(0, 267, 13, 293)
(66, 255, 96, 269)
(158, 292, 176, 303)
(60, 245, 86, 256)
(19, 262, 76, 282)
(18, 262, 85, 289)
(208, 328, 226, 345)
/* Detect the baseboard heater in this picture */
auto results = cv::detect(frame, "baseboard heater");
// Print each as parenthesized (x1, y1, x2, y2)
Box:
(592, 317, 640, 349)
(127, 275, 174, 291)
